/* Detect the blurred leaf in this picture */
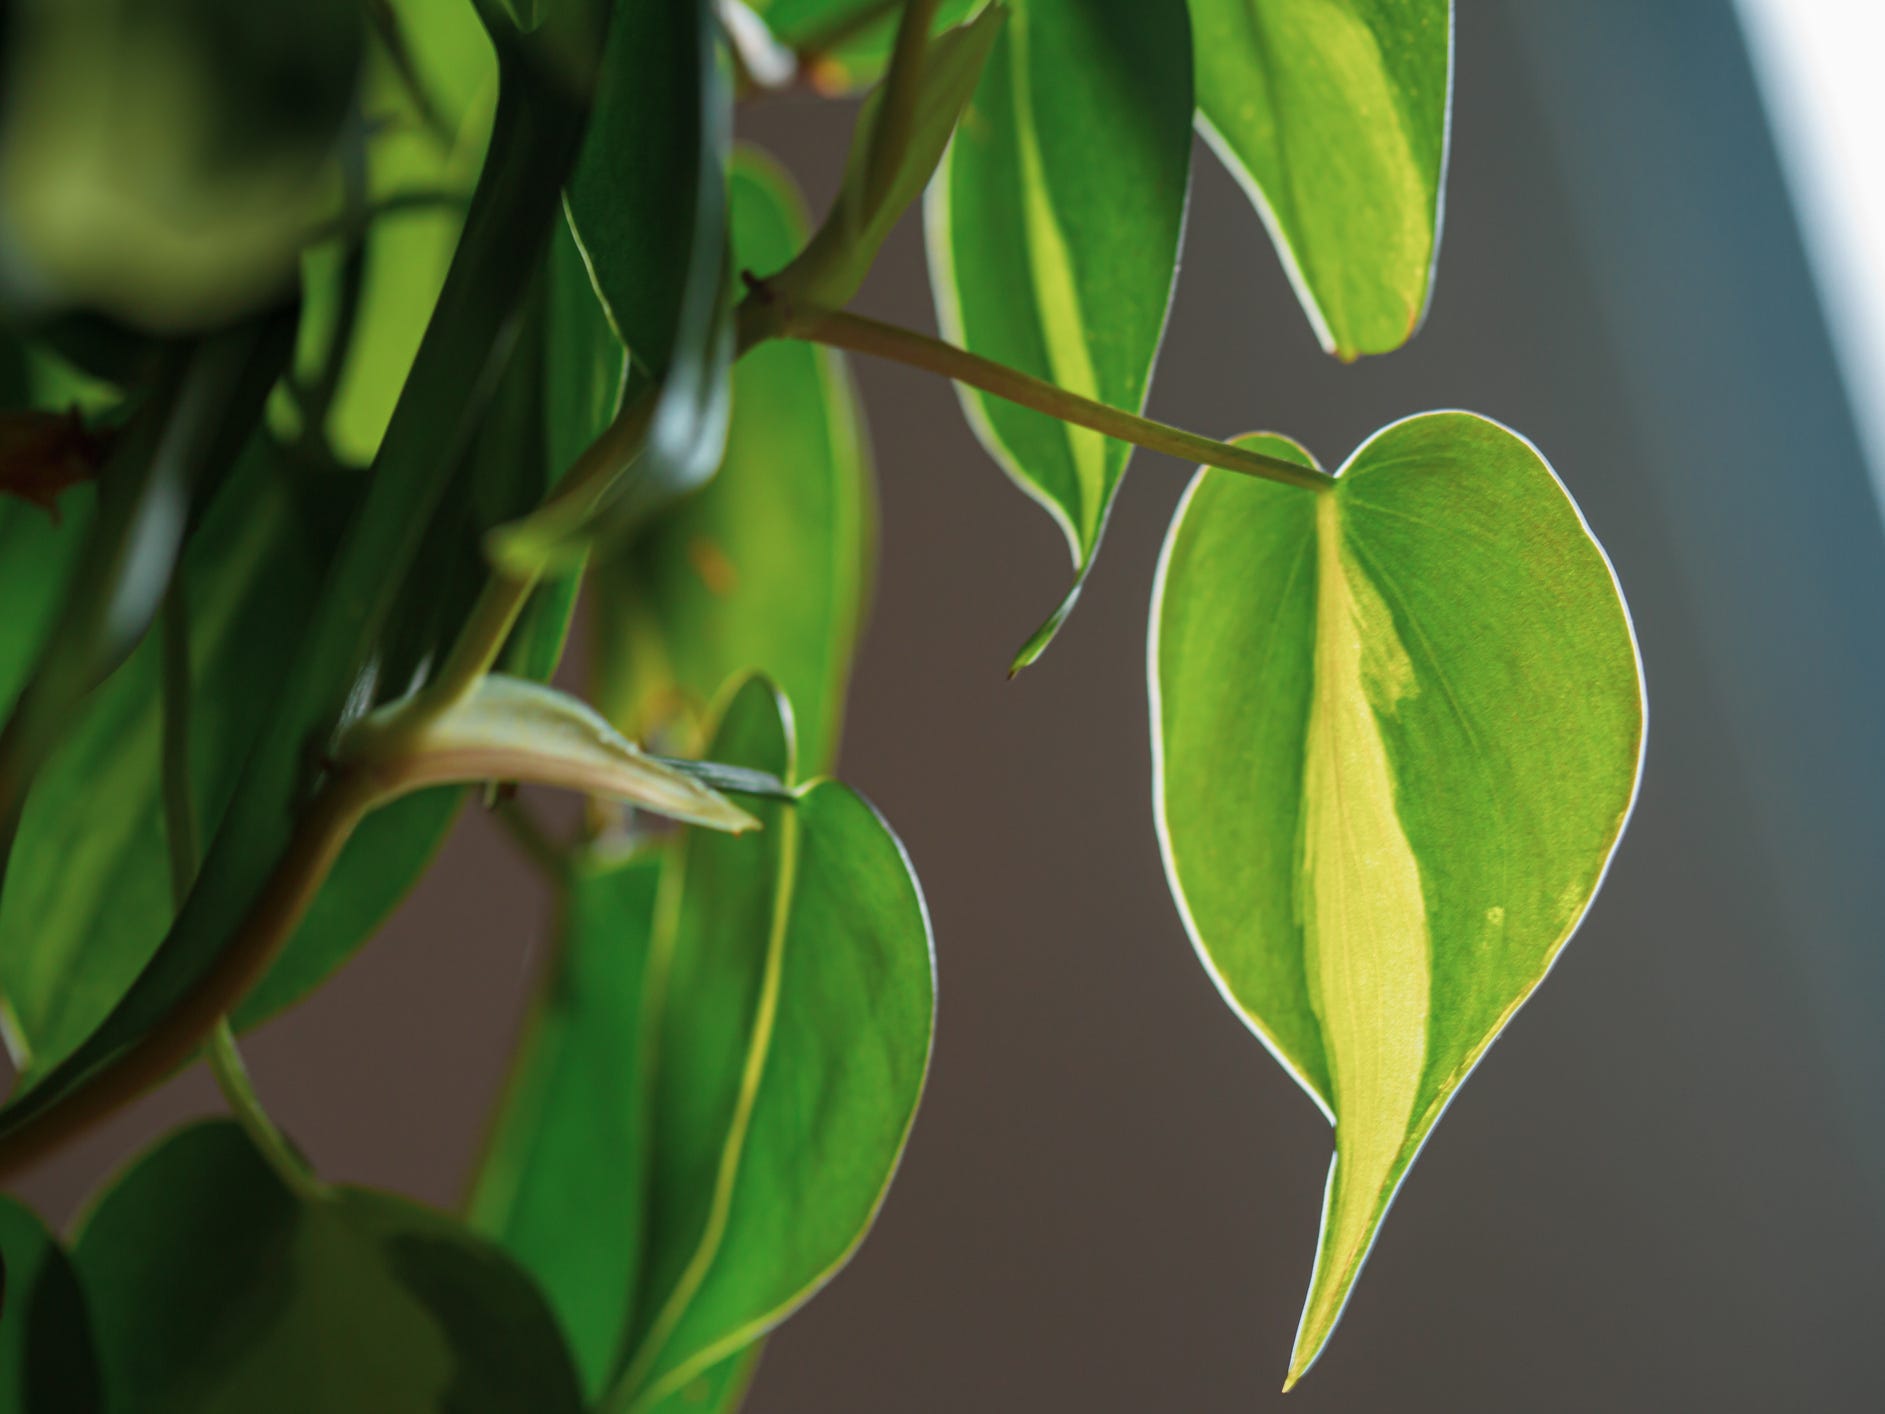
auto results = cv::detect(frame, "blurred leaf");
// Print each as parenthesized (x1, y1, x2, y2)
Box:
(0, 17, 602, 1141)
(1149, 413, 1643, 1384)
(599, 148, 871, 772)
(926, 0, 1190, 667)
(640, 1342, 761, 1414)
(0, 441, 329, 1080)
(340, 675, 759, 833)
(618, 679, 934, 1408)
(736, 0, 978, 95)
(0, 495, 94, 721)
(301, 0, 497, 465)
(471, 853, 663, 1397)
(0, 1196, 100, 1414)
(1191, 0, 1451, 360)
(72, 1120, 583, 1412)
(493, 0, 732, 569)
(0, 0, 365, 331)
(774, 5, 1004, 312)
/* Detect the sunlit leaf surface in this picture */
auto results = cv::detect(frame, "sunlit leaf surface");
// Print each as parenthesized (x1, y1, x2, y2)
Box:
(1191, 0, 1451, 360)
(1151, 413, 1643, 1384)
(927, 0, 1191, 665)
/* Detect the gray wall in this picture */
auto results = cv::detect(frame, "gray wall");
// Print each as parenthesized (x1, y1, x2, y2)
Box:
(15, 3, 1885, 1409)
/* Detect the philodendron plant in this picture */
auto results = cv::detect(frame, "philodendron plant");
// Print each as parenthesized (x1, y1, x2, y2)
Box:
(0, 0, 1644, 1406)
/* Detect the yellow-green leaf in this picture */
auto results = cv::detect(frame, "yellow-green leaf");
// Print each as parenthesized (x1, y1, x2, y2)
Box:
(1150, 413, 1644, 1385)
(1191, 0, 1452, 360)
(925, 0, 1191, 665)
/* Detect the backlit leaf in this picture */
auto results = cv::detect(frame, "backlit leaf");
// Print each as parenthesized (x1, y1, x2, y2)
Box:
(73, 1120, 583, 1413)
(1191, 0, 1452, 360)
(619, 679, 934, 1408)
(926, 0, 1191, 666)
(598, 148, 871, 772)
(1150, 413, 1643, 1384)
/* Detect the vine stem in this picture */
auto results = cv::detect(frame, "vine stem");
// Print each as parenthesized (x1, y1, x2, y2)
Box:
(159, 581, 329, 1202)
(0, 772, 377, 1182)
(767, 302, 1333, 493)
(867, 0, 945, 203)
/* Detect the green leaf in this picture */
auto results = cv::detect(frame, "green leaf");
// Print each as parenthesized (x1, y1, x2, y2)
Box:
(72, 1120, 583, 1412)
(620, 681, 935, 1409)
(599, 148, 872, 772)
(493, 0, 733, 569)
(0, 444, 331, 1080)
(0, 493, 93, 720)
(471, 853, 665, 1397)
(1149, 413, 1643, 1385)
(772, 4, 1005, 312)
(0, 1196, 100, 1414)
(925, 0, 1191, 667)
(1191, 0, 1452, 360)
(640, 1342, 761, 1414)
(0, 16, 602, 1142)
(296, 0, 497, 465)
(340, 675, 759, 834)
(0, 0, 365, 331)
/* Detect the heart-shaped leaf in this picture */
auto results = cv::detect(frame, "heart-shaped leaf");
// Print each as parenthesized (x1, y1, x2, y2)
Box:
(0, 1196, 100, 1414)
(1150, 413, 1643, 1384)
(597, 148, 872, 773)
(1191, 0, 1452, 360)
(72, 1120, 583, 1412)
(925, 0, 1191, 666)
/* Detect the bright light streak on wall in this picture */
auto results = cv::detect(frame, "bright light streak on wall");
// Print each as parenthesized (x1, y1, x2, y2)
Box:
(1739, 0, 1885, 518)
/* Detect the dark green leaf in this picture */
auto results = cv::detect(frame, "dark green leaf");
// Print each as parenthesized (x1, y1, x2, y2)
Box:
(0, 1195, 100, 1414)
(73, 1120, 583, 1412)
(1191, 0, 1452, 360)
(926, 0, 1191, 666)
(600, 148, 871, 772)
(1150, 414, 1643, 1383)
(495, 0, 732, 566)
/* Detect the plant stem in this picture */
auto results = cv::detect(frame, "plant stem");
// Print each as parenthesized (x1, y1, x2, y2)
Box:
(866, 0, 943, 202)
(161, 576, 328, 1201)
(207, 1022, 329, 1201)
(0, 772, 378, 1182)
(776, 304, 1334, 492)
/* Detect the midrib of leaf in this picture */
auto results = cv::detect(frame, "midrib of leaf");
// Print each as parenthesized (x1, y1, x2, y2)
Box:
(616, 807, 804, 1411)
(1006, 6, 1108, 555)
(1291, 489, 1429, 1385)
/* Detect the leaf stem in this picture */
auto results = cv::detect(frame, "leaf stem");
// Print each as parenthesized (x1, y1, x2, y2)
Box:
(0, 771, 379, 1181)
(866, 0, 944, 203)
(206, 1022, 329, 1201)
(161, 579, 329, 1202)
(770, 302, 1334, 492)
